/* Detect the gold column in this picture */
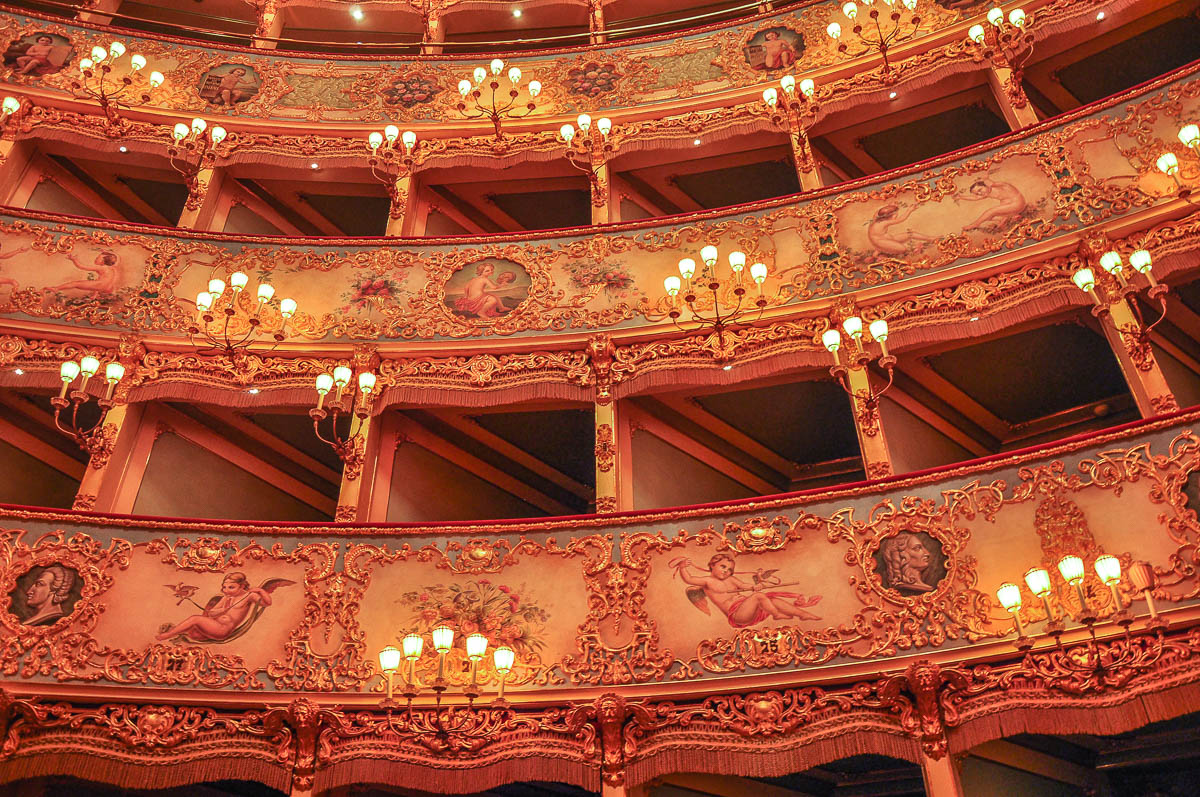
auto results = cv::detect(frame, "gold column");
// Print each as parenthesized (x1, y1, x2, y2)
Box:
(591, 161, 612, 225)
(841, 361, 894, 479)
(334, 413, 384, 522)
(78, 0, 121, 25)
(985, 64, 1038, 130)
(1096, 297, 1179, 417)
(253, 0, 284, 50)
(423, 11, 445, 55)
(384, 171, 418, 236)
(0, 139, 34, 204)
(589, 0, 608, 44)
(177, 166, 225, 230)
(72, 402, 147, 512)
(920, 752, 966, 797)
(594, 399, 625, 513)
(789, 127, 823, 192)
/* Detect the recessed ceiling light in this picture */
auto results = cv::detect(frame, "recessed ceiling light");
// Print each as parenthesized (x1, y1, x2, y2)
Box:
(513, 8, 522, 16)
(693, 138, 701, 145)
(12, 368, 23, 375)
(350, 6, 364, 21)
(722, 364, 733, 371)
(311, 162, 319, 169)
(970, 316, 979, 322)
(248, 388, 260, 394)
(1096, 10, 1106, 20)
(118, 145, 127, 153)
(889, 91, 898, 99)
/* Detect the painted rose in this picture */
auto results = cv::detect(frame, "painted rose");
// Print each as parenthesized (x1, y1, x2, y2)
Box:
(396, 580, 549, 661)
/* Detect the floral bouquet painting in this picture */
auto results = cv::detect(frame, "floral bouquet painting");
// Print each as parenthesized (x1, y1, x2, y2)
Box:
(396, 579, 549, 670)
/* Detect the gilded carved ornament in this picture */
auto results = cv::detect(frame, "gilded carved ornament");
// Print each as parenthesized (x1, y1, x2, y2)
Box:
(0, 64, 1196, 353)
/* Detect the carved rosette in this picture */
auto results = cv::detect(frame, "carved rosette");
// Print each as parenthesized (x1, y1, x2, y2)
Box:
(595, 423, 616, 473)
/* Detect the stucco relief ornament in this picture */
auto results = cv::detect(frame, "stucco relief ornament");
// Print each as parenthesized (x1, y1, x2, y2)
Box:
(243, 698, 369, 791)
(866, 660, 971, 759)
(553, 693, 671, 785)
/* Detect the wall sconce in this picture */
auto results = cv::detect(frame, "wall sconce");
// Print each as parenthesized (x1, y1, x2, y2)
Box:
(456, 60, 541, 141)
(556, 114, 617, 210)
(762, 76, 820, 178)
(52, 356, 126, 459)
(0, 95, 26, 137)
(190, 272, 296, 360)
(69, 42, 163, 127)
(966, 7, 1034, 108)
(996, 554, 1167, 649)
(1156, 122, 1199, 198)
(311, 366, 376, 473)
(168, 118, 227, 198)
(1072, 247, 1166, 339)
(822, 315, 896, 413)
(366, 125, 419, 218)
(662, 247, 770, 361)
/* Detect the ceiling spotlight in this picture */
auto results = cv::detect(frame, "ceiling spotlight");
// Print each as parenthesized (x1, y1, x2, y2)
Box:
(722, 364, 733, 371)
(248, 387, 260, 394)
(693, 138, 701, 145)
(970, 316, 979, 322)
(118, 145, 128, 153)
(513, 8, 522, 16)
(13, 368, 23, 375)
(1096, 10, 1106, 20)
(889, 91, 898, 99)
(311, 162, 319, 169)
(350, 5, 364, 21)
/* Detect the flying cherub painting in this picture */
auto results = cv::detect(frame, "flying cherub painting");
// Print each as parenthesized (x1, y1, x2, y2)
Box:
(670, 553, 822, 628)
(156, 572, 294, 644)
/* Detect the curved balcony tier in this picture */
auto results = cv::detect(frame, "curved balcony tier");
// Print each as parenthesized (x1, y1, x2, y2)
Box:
(0, 61, 1197, 409)
(0, 0, 1133, 123)
(0, 407, 1198, 792)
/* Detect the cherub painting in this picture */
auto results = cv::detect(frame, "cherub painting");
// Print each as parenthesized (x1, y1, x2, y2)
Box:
(956, 177, 1029, 231)
(3, 33, 73, 78)
(867, 203, 936, 256)
(671, 553, 822, 628)
(874, 532, 946, 595)
(156, 572, 293, 643)
(49, 249, 121, 296)
(743, 28, 805, 72)
(443, 260, 530, 320)
(0, 243, 30, 294)
(199, 64, 261, 109)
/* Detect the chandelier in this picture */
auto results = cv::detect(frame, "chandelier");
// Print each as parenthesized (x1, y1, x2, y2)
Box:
(69, 41, 163, 127)
(52, 356, 126, 458)
(762, 76, 820, 177)
(190, 273, 297, 359)
(662, 247, 769, 359)
(456, 59, 541, 141)
(826, 0, 920, 75)
(1156, 122, 1199, 199)
(311, 366, 377, 472)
